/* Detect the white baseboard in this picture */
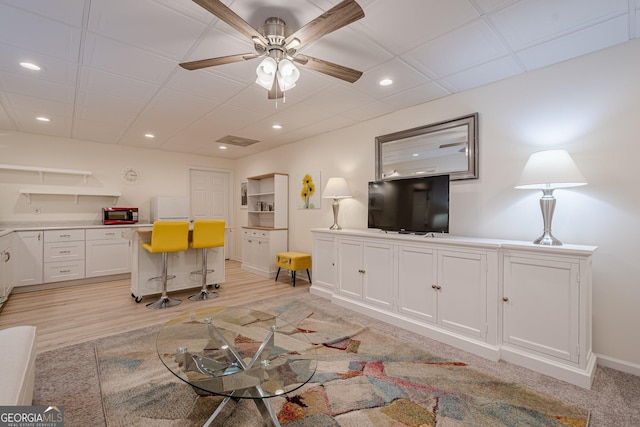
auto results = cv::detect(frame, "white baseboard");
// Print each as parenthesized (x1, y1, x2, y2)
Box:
(596, 353, 640, 377)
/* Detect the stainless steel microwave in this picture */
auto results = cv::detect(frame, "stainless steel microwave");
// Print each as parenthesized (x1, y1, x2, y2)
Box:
(102, 207, 139, 225)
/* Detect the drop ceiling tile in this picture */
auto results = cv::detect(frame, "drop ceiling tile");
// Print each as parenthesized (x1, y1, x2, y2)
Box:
(218, 0, 323, 34)
(437, 56, 522, 92)
(0, 102, 16, 130)
(474, 0, 518, 13)
(78, 68, 158, 103)
(0, 74, 75, 103)
(302, 84, 375, 114)
(516, 15, 630, 71)
(224, 85, 293, 115)
(382, 82, 450, 109)
(357, 0, 480, 53)
(292, 113, 356, 137)
(342, 100, 396, 122)
(0, 4, 82, 61)
(88, 0, 207, 60)
(299, 26, 393, 72)
(12, 106, 73, 137)
(73, 119, 129, 144)
(83, 34, 177, 84)
(119, 89, 219, 145)
(75, 91, 141, 122)
(0, 0, 85, 26)
(403, 19, 509, 78)
(354, 59, 430, 97)
(151, 0, 219, 25)
(166, 68, 246, 102)
(489, 0, 629, 50)
(3, 93, 72, 120)
(0, 44, 78, 85)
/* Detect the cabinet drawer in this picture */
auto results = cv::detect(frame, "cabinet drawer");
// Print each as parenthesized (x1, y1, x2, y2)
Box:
(251, 230, 270, 239)
(43, 261, 85, 282)
(44, 229, 85, 242)
(86, 228, 128, 241)
(44, 241, 84, 262)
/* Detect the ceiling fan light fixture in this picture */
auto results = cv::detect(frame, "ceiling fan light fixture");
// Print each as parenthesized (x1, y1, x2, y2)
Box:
(256, 57, 277, 90)
(276, 58, 300, 92)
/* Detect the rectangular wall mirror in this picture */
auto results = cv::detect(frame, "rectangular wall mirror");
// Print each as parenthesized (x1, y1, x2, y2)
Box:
(375, 113, 478, 181)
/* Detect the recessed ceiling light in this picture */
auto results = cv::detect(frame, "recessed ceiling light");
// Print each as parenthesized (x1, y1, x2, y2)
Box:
(412, 153, 419, 157)
(144, 133, 155, 138)
(379, 78, 393, 86)
(20, 62, 42, 71)
(36, 116, 50, 122)
(272, 124, 282, 129)
(219, 146, 228, 150)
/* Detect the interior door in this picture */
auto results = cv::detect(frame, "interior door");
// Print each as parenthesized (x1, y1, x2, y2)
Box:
(189, 169, 231, 258)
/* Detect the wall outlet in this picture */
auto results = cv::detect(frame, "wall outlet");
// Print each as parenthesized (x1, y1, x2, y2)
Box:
(32, 207, 41, 215)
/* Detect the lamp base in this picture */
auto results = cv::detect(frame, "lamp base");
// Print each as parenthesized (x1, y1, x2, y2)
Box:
(533, 231, 562, 246)
(329, 198, 342, 230)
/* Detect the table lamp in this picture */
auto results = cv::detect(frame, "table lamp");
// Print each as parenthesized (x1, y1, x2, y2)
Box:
(322, 177, 352, 230)
(515, 149, 587, 245)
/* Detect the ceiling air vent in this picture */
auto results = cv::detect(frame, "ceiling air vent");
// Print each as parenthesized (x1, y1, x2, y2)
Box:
(216, 135, 260, 147)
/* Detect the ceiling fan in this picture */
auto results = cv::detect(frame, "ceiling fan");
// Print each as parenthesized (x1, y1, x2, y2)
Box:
(180, 0, 365, 99)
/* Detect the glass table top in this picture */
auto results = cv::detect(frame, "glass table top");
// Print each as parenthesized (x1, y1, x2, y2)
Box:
(156, 306, 317, 400)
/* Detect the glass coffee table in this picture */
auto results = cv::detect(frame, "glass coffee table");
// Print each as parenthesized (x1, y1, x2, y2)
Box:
(156, 306, 317, 427)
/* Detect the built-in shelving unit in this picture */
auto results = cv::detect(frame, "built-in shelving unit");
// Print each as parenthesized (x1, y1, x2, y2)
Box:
(0, 164, 92, 183)
(19, 186, 121, 204)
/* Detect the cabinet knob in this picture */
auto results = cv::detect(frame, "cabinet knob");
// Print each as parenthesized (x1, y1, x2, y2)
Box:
(358, 269, 365, 274)
(502, 297, 509, 302)
(432, 284, 441, 290)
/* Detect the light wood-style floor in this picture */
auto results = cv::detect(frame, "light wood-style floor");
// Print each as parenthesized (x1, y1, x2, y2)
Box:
(0, 260, 309, 354)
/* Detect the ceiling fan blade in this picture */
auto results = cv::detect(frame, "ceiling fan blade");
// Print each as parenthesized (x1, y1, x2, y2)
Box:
(179, 53, 258, 71)
(268, 78, 284, 100)
(284, 0, 364, 49)
(193, 0, 269, 46)
(293, 54, 362, 83)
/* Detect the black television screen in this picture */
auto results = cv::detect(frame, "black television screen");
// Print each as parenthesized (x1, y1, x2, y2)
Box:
(368, 175, 450, 234)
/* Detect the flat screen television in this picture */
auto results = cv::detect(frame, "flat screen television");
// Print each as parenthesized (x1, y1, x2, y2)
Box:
(368, 175, 449, 234)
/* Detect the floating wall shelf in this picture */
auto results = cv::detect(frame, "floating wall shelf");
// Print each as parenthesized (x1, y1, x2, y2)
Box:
(19, 186, 121, 205)
(0, 164, 92, 183)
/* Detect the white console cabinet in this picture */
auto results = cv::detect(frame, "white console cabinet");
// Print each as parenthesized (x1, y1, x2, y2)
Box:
(0, 234, 13, 308)
(311, 229, 596, 389)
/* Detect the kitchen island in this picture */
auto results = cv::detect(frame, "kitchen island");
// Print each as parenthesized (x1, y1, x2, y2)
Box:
(128, 227, 225, 303)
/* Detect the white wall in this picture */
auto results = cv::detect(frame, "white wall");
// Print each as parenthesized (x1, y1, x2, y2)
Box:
(0, 132, 234, 223)
(235, 38, 640, 369)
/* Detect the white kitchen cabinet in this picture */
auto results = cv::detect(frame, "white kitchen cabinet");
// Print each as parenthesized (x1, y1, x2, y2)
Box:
(43, 229, 85, 283)
(85, 228, 132, 277)
(311, 234, 337, 296)
(0, 234, 13, 307)
(337, 238, 394, 309)
(13, 231, 43, 287)
(311, 229, 595, 389)
(242, 173, 288, 278)
(241, 228, 287, 278)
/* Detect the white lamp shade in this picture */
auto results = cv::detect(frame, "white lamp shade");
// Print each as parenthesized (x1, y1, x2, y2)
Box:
(322, 177, 352, 199)
(276, 58, 300, 92)
(515, 149, 587, 190)
(255, 57, 277, 90)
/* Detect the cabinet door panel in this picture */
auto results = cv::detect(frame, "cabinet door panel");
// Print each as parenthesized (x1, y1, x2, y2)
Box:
(14, 231, 43, 286)
(313, 236, 336, 290)
(337, 240, 363, 299)
(503, 256, 578, 362)
(85, 240, 131, 277)
(397, 245, 437, 323)
(438, 251, 487, 339)
(363, 242, 394, 309)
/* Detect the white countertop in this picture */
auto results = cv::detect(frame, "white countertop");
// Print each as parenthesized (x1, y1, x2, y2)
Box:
(0, 221, 152, 237)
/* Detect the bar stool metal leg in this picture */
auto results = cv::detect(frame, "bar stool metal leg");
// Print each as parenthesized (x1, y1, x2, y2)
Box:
(147, 253, 182, 309)
(189, 248, 219, 301)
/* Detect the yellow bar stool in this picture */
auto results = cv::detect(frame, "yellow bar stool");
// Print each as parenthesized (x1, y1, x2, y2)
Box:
(142, 221, 190, 310)
(188, 219, 225, 301)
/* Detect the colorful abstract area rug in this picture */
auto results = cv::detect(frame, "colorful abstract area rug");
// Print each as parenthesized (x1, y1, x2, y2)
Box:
(96, 297, 590, 426)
